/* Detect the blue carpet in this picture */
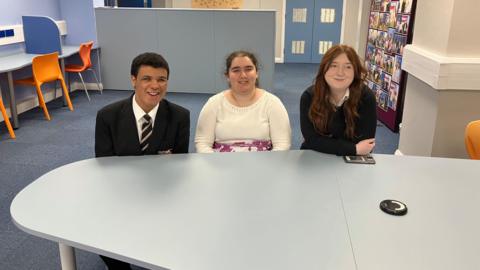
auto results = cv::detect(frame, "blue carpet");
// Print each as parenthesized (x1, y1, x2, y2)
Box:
(0, 63, 399, 269)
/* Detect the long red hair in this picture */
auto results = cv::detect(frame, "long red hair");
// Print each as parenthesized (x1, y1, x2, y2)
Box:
(308, 45, 367, 139)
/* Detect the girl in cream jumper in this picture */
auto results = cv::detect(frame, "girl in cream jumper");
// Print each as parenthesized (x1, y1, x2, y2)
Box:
(195, 51, 291, 153)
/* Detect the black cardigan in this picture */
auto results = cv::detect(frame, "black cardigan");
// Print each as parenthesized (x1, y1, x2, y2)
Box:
(300, 85, 377, 156)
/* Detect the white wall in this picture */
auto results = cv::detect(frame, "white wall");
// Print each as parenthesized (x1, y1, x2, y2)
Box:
(357, 0, 371, 58)
(447, 0, 480, 57)
(399, 0, 480, 158)
(341, 0, 370, 57)
(410, 1, 454, 56)
(410, 0, 480, 58)
(341, 0, 359, 48)
(93, 0, 105, 7)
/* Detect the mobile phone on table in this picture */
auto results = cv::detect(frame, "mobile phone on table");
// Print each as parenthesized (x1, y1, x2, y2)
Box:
(343, 154, 376, 164)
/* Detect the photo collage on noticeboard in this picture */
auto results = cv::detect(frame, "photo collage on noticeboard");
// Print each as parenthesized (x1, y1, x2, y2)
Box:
(365, 0, 412, 112)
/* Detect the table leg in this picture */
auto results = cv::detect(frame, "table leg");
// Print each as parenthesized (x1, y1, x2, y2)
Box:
(60, 59, 68, 106)
(7, 72, 19, 129)
(59, 243, 77, 270)
(95, 48, 103, 92)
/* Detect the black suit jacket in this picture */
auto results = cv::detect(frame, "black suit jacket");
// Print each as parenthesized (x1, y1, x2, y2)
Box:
(95, 95, 190, 157)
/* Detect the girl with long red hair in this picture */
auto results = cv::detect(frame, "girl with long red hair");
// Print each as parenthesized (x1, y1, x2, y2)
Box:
(300, 45, 377, 156)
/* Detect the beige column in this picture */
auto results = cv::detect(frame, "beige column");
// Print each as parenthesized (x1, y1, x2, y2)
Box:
(398, 0, 480, 158)
(341, 0, 370, 56)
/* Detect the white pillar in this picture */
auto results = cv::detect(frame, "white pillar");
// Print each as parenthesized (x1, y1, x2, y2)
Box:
(398, 0, 480, 158)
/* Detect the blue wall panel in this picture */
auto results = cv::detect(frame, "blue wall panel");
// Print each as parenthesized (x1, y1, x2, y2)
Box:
(284, 0, 315, 63)
(311, 0, 343, 63)
(284, 0, 343, 63)
(23, 16, 62, 54)
(59, 0, 98, 47)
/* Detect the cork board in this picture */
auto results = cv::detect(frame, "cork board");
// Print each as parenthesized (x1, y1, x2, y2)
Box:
(192, 0, 243, 9)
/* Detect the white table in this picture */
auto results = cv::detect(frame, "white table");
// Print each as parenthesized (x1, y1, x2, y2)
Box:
(10, 151, 480, 270)
(338, 154, 480, 270)
(0, 45, 79, 128)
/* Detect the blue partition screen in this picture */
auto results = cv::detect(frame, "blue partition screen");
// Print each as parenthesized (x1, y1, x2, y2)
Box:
(22, 16, 62, 54)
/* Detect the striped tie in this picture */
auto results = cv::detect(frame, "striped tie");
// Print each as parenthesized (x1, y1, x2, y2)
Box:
(140, 114, 152, 153)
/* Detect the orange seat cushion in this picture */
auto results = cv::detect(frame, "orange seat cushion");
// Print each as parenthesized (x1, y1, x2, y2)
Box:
(14, 77, 35, 85)
(65, 64, 85, 72)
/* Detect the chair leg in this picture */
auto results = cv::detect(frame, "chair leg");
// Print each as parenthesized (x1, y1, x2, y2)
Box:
(77, 73, 90, 101)
(87, 69, 102, 95)
(59, 78, 74, 111)
(0, 99, 15, 139)
(34, 84, 51, 121)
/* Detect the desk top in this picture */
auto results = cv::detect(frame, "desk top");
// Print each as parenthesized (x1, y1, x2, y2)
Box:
(0, 45, 79, 73)
(11, 151, 355, 270)
(10, 151, 480, 270)
(338, 154, 480, 270)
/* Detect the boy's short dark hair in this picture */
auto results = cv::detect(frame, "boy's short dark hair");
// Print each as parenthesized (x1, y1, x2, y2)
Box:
(130, 52, 170, 78)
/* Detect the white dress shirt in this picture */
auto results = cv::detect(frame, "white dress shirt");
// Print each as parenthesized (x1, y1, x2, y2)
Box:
(333, 88, 350, 107)
(132, 94, 159, 142)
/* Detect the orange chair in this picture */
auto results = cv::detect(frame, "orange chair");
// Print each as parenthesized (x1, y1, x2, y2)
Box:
(15, 52, 73, 121)
(0, 93, 15, 139)
(65, 41, 102, 101)
(465, 120, 480, 160)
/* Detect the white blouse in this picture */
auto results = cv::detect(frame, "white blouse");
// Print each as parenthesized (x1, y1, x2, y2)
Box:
(195, 89, 291, 153)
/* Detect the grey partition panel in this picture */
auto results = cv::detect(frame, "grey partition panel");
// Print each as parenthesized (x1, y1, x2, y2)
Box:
(95, 8, 158, 91)
(95, 8, 275, 93)
(155, 10, 215, 93)
(213, 11, 275, 93)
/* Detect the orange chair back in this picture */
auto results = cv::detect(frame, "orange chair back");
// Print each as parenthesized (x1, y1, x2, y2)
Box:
(32, 52, 63, 84)
(465, 120, 480, 160)
(78, 41, 94, 70)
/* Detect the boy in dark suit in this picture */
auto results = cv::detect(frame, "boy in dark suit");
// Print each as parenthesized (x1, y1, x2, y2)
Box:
(94, 52, 190, 269)
(95, 52, 190, 158)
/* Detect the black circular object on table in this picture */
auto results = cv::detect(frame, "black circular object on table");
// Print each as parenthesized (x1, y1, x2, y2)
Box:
(379, 199, 408, 216)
